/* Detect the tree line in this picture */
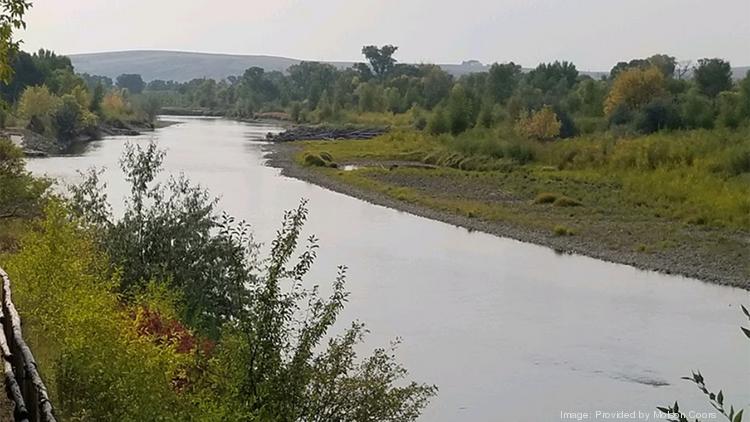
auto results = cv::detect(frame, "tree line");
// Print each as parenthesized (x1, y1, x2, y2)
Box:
(134, 46, 750, 139)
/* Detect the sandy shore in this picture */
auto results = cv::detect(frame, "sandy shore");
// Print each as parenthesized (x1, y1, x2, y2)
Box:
(264, 142, 750, 290)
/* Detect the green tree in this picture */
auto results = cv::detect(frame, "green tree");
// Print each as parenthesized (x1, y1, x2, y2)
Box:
(116, 73, 146, 94)
(610, 55, 676, 79)
(90, 82, 104, 114)
(0, 50, 43, 102)
(0, 0, 32, 82)
(693, 58, 733, 98)
(361, 44, 399, 79)
(52, 94, 83, 141)
(486, 62, 521, 104)
(0, 138, 47, 219)
(715, 91, 742, 129)
(446, 84, 472, 135)
(738, 70, 750, 119)
(420, 64, 453, 109)
(427, 106, 449, 134)
(136, 93, 162, 123)
(356, 81, 385, 113)
(679, 89, 715, 129)
(527, 61, 578, 93)
(18, 85, 60, 134)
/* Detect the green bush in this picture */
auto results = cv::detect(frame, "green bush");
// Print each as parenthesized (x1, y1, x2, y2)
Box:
(68, 144, 438, 420)
(4, 203, 195, 421)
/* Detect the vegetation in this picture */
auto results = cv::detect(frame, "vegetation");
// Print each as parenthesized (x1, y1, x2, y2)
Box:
(0, 48, 162, 150)
(7, 143, 434, 420)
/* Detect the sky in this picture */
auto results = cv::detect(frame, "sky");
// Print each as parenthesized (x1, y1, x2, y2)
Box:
(19, 0, 750, 71)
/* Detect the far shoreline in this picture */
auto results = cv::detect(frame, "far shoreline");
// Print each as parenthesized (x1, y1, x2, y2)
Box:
(263, 141, 750, 291)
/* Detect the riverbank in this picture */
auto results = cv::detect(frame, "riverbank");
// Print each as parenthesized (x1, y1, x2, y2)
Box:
(265, 140, 750, 289)
(1, 119, 181, 156)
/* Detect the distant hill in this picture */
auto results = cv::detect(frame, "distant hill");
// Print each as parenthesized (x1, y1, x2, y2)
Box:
(69, 50, 512, 82)
(69, 50, 315, 82)
(69, 50, 745, 83)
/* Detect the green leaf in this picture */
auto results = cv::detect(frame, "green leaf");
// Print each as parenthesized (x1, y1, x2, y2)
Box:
(735, 409, 743, 422)
(741, 327, 750, 339)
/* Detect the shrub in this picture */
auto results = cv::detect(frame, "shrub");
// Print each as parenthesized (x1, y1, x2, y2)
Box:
(634, 98, 681, 134)
(553, 196, 583, 207)
(553, 225, 575, 236)
(18, 85, 60, 134)
(534, 192, 559, 204)
(427, 106, 450, 134)
(725, 145, 750, 175)
(69, 144, 438, 420)
(0, 139, 48, 219)
(679, 90, 715, 129)
(5, 203, 195, 421)
(304, 153, 328, 167)
(515, 106, 561, 140)
(52, 94, 83, 141)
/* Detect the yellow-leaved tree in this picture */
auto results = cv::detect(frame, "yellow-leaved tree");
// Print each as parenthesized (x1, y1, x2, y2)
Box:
(604, 66, 666, 115)
(515, 105, 561, 140)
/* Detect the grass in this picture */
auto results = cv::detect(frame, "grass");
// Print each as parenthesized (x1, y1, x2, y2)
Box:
(292, 127, 750, 282)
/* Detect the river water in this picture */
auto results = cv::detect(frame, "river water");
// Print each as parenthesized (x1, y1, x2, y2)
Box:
(27, 117, 749, 421)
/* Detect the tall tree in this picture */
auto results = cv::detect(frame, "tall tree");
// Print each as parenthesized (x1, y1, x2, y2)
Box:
(116, 73, 146, 94)
(693, 58, 733, 98)
(486, 62, 521, 104)
(361, 45, 399, 79)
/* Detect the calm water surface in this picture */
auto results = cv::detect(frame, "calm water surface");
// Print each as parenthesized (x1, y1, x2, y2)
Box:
(28, 117, 750, 421)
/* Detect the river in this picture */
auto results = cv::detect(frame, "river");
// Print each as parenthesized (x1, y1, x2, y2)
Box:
(27, 117, 749, 421)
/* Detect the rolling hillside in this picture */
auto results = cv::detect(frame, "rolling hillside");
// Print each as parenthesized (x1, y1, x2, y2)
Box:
(68, 50, 569, 82)
(70, 50, 747, 83)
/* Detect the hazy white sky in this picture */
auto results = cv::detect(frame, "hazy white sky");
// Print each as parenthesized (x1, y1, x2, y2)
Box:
(19, 0, 750, 70)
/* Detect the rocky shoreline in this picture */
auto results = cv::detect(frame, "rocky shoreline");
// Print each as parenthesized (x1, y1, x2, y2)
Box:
(2, 119, 180, 156)
(264, 141, 750, 290)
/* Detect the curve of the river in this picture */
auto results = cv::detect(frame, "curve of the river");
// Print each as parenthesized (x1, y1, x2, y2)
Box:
(27, 117, 749, 421)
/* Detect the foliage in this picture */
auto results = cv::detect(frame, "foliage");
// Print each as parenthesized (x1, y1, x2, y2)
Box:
(116, 73, 146, 94)
(135, 93, 162, 123)
(693, 58, 733, 98)
(446, 84, 472, 134)
(605, 66, 666, 115)
(0, 138, 47, 219)
(4, 203, 197, 421)
(52, 94, 83, 141)
(516, 106, 561, 140)
(0, 0, 31, 82)
(362, 45, 399, 79)
(659, 306, 750, 422)
(101, 89, 132, 121)
(634, 98, 681, 134)
(68, 144, 437, 420)
(18, 85, 59, 130)
(70, 143, 252, 336)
